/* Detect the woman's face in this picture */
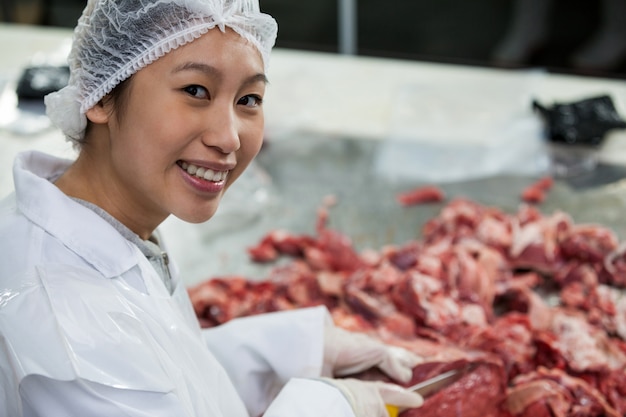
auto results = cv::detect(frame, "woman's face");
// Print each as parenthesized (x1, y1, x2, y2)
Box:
(93, 28, 266, 230)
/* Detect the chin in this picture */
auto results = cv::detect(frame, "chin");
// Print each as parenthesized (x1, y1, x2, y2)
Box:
(174, 207, 219, 224)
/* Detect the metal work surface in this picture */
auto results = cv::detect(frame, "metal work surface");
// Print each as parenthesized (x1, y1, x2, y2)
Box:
(163, 133, 626, 286)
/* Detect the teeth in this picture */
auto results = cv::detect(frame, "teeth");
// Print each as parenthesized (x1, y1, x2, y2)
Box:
(180, 162, 227, 182)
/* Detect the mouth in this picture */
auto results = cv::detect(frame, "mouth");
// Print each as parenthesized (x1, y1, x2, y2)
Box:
(178, 161, 229, 183)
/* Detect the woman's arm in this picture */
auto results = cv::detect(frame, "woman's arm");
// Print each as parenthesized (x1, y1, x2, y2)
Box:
(201, 306, 329, 416)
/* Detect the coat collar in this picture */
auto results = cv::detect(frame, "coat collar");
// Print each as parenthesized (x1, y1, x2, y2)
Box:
(13, 151, 138, 278)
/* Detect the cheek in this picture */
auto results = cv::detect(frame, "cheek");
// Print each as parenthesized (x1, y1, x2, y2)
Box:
(127, 105, 188, 154)
(110, 112, 178, 170)
(135, 103, 175, 136)
(242, 121, 265, 160)
(230, 123, 264, 182)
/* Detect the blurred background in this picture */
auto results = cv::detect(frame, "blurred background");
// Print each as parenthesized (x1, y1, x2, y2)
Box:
(1, 0, 626, 285)
(1, 0, 625, 80)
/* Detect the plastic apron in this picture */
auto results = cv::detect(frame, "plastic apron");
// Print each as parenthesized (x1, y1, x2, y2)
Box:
(0, 247, 250, 417)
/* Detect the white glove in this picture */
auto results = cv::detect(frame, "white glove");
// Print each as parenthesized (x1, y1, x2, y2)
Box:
(322, 325, 422, 383)
(320, 377, 424, 417)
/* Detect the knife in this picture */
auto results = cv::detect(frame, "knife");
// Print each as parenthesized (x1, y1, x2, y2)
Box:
(385, 364, 474, 417)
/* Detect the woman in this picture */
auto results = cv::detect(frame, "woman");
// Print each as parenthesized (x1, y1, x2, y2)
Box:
(0, 0, 424, 416)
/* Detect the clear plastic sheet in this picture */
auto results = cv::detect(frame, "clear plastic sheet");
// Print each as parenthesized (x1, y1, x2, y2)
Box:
(374, 71, 551, 183)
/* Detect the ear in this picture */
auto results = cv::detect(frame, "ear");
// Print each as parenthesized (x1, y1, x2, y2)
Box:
(85, 101, 110, 124)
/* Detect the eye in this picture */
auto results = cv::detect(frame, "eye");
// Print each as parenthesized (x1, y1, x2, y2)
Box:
(183, 85, 209, 99)
(238, 95, 263, 108)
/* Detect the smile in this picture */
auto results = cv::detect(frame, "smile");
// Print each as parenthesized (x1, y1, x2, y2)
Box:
(180, 161, 228, 182)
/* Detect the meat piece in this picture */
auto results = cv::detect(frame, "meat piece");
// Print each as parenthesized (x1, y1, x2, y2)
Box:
(603, 242, 626, 287)
(351, 341, 508, 417)
(505, 378, 580, 417)
(509, 210, 571, 274)
(422, 198, 487, 243)
(396, 185, 446, 206)
(505, 367, 621, 417)
(187, 277, 291, 327)
(580, 367, 626, 416)
(451, 239, 505, 311)
(606, 286, 626, 340)
(476, 215, 514, 250)
(553, 261, 599, 289)
(330, 305, 375, 333)
(247, 235, 279, 262)
(464, 313, 537, 379)
(391, 269, 480, 333)
(387, 241, 422, 271)
(540, 309, 626, 373)
(344, 284, 398, 323)
(520, 176, 554, 204)
(247, 229, 318, 263)
(307, 228, 364, 272)
(402, 361, 507, 417)
(521, 187, 546, 204)
(315, 271, 346, 297)
(560, 224, 619, 264)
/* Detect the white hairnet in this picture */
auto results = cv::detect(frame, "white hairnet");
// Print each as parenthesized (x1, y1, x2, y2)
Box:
(45, 0, 278, 145)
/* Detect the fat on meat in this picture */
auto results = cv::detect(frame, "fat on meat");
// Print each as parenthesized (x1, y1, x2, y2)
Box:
(505, 367, 622, 417)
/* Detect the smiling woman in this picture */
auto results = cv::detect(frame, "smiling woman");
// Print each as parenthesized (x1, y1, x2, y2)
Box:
(0, 1, 424, 417)
(55, 28, 268, 237)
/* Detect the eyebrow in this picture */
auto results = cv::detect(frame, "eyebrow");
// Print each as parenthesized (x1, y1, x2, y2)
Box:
(172, 62, 269, 85)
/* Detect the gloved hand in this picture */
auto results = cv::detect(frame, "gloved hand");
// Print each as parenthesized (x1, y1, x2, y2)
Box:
(322, 325, 423, 383)
(320, 377, 424, 417)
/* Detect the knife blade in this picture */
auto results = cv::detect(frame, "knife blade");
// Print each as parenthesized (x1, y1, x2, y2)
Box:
(385, 363, 475, 417)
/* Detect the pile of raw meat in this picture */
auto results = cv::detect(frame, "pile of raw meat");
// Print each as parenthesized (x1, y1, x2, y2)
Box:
(188, 191, 626, 417)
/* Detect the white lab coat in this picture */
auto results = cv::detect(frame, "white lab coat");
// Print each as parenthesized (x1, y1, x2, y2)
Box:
(0, 151, 354, 417)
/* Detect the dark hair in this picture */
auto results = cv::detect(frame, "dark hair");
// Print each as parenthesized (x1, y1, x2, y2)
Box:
(83, 76, 133, 142)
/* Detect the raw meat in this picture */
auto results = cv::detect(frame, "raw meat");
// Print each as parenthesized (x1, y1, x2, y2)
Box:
(396, 185, 446, 206)
(188, 197, 626, 417)
(520, 176, 554, 204)
(505, 367, 622, 417)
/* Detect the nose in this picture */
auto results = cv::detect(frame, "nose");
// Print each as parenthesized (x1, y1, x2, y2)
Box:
(201, 103, 240, 154)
